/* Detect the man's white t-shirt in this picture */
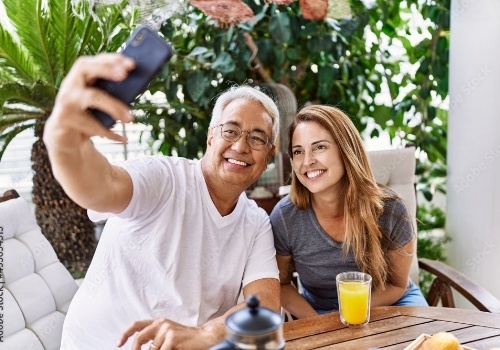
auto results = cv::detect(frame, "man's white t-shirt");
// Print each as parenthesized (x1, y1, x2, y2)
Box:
(61, 156, 279, 349)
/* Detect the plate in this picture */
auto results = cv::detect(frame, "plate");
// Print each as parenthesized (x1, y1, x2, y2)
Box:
(404, 333, 476, 350)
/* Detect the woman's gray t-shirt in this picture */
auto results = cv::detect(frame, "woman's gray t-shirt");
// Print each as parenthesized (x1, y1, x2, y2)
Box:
(270, 193, 413, 311)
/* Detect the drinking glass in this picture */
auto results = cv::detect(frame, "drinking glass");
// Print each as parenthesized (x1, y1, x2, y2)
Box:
(336, 272, 372, 327)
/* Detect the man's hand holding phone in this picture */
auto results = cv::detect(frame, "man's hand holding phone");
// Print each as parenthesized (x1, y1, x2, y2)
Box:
(46, 26, 173, 146)
(46, 54, 137, 146)
(43, 26, 173, 214)
(90, 26, 174, 128)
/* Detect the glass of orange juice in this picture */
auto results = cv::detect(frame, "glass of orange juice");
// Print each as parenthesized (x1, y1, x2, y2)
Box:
(336, 272, 372, 327)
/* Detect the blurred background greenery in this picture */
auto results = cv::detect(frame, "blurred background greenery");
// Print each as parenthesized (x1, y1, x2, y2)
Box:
(0, 0, 450, 292)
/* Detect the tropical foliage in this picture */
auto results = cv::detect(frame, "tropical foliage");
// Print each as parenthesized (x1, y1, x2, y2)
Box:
(146, 0, 451, 290)
(0, 0, 135, 273)
(1, 0, 450, 277)
(139, 0, 449, 201)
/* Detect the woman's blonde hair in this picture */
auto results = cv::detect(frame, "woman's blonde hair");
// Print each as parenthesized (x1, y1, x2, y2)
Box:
(287, 104, 395, 290)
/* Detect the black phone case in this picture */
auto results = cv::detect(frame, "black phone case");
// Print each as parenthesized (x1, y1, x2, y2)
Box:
(90, 25, 173, 128)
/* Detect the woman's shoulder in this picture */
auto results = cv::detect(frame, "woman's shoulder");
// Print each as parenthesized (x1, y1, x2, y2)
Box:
(381, 187, 406, 208)
(269, 195, 305, 220)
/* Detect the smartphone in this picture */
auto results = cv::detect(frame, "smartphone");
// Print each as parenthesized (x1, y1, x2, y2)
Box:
(90, 25, 174, 128)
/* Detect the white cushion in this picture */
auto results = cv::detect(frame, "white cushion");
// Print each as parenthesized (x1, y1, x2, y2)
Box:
(8, 274, 56, 324)
(367, 147, 417, 219)
(2, 238, 35, 284)
(17, 228, 59, 272)
(38, 263, 79, 313)
(28, 311, 66, 350)
(2, 288, 26, 337)
(0, 196, 79, 349)
(0, 195, 38, 240)
(1, 329, 45, 350)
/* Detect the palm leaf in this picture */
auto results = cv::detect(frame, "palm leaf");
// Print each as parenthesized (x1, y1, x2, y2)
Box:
(3, 0, 58, 86)
(0, 122, 35, 159)
(0, 21, 39, 84)
(98, 2, 134, 52)
(0, 83, 55, 111)
(48, 0, 89, 81)
(0, 113, 43, 132)
(0, 59, 18, 83)
(76, 1, 132, 57)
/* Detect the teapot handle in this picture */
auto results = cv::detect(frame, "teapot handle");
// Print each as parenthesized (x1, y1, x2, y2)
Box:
(209, 339, 237, 350)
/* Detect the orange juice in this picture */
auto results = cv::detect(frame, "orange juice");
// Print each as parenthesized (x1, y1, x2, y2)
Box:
(338, 281, 370, 325)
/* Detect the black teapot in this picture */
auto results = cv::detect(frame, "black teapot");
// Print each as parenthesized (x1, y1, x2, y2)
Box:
(210, 295, 285, 350)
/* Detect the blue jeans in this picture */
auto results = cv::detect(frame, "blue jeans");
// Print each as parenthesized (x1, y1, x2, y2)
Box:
(392, 280, 428, 306)
(313, 280, 428, 315)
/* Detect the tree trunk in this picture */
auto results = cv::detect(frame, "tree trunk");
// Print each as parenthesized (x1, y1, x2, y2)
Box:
(31, 119, 96, 275)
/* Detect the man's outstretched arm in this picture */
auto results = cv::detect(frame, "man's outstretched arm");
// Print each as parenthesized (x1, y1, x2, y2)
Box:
(44, 54, 136, 213)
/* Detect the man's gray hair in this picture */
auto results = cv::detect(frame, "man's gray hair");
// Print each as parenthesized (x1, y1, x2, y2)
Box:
(210, 86, 280, 144)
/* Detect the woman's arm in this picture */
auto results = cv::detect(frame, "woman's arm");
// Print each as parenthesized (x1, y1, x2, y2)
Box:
(371, 239, 415, 306)
(277, 254, 318, 319)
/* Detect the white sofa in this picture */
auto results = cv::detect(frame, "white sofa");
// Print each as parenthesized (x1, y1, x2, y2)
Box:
(0, 194, 79, 349)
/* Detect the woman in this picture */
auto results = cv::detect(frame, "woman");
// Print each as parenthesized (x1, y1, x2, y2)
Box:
(270, 105, 427, 318)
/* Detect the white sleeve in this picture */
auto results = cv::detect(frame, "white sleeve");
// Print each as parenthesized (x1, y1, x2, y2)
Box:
(242, 213, 279, 287)
(87, 156, 174, 221)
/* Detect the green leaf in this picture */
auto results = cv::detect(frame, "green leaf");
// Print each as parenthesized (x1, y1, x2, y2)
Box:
(0, 20, 39, 84)
(269, 12, 291, 44)
(419, 86, 430, 99)
(4, 0, 57, 85)
(286, 48, 299, 61)
(427, 106, 436, 121)
(256, 39, 274, 66)
(75, 3, 131, 59)
(0, 59, 18, 83)
(188, 46, 209, 57)
(186, 71, 208, 102)
(211, 52, 235, 74)
(0, 122, 34, 160)
(371, 105, 393, 125)
(300, 22, 318, 38)
(418, 57, 430, 74)
(0, 83, 55, 111)
(370, 128, 380, 138)
(381, 23, 395, 36)
(274, 49, 285, 65)
(421, 188, 433, 201)
(0, 113, 43, 130)
(317, 66, 335, 100)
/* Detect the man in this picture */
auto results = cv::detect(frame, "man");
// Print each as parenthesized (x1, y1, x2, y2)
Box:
(43, 53, 281, 349)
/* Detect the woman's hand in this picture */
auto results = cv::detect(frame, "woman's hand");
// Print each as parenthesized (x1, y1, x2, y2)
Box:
(118, 318, 216, 350)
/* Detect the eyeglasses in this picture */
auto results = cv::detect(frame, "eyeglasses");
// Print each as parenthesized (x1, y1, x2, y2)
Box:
(214, 123, 271, 150)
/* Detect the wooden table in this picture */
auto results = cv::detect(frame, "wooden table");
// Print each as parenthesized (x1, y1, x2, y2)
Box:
(283, 306, 500, 349)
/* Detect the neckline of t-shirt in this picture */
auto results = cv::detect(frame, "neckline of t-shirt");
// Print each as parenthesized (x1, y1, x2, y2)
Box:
(196, 160, 243, 227)
(307, 205, 343, 248)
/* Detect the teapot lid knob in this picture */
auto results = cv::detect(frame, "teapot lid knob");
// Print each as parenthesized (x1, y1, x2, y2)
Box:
(225, 294, 283, 334)
(247, 295, 259, 312)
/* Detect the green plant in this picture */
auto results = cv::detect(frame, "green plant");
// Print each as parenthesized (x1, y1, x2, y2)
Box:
(146, 2, 451, 277)
(416, 204, 450, 296)
(0, 0, 135, 272)
(136, 0, 450, 202)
